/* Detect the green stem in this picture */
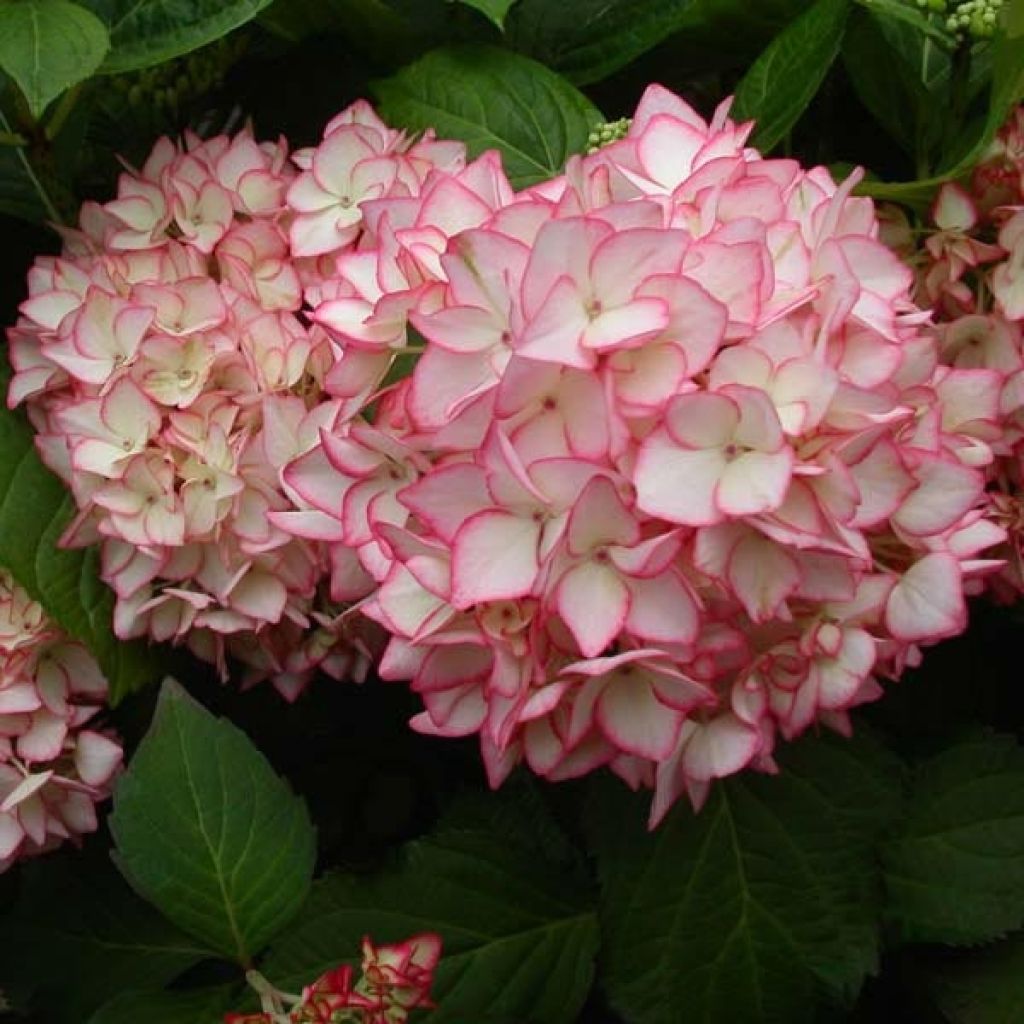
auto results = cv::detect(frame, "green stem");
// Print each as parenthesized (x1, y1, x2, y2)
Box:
(44, 83, 82, 142)
(0, 109, 63, 225)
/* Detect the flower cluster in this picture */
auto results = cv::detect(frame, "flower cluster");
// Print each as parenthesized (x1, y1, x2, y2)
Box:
(10, 83, 1022, 825)
(279, 85, 1008, 823)
(900, 105, 1024, 598)
(226, 932, 441, 1024)
(0, 570, 121, 871)
(6, 104, 463, 697)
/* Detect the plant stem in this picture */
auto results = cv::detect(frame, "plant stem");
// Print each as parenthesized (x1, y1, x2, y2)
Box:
(0, 109, 63, 225)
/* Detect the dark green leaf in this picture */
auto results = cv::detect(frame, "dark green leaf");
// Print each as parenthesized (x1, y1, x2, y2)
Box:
(842, 7, 927, 157)
(1008, 0, 1024, 37)
(0, 855, 210, 1023)
(0, 361, 156, 701)
(88, 987, 237, 1024)
(110, 679, 316, 964)
(373, 45, 602, 188)
(0, 125, 51, 221)
(919, 933, 1024, 1024)
(883, 732, 1024, 946)
(505, 0, 696, 85)
(79, 0, 273, 73)
(733, 0, 852, 152)
(853, 0, 952, 46)
(587, 731, 903, 1024)
(0, 0, 110, 119)
(457, 0, 516, 30)
(857, 24, 1024, 203)
(263, 824, 599, 1023)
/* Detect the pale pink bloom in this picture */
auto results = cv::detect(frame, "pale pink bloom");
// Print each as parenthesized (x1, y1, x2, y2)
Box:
(45, 289, 154, 386)
(635, 385, 794, 524)
(287, 125, 401, 257)
(993, 211, 1024, 320)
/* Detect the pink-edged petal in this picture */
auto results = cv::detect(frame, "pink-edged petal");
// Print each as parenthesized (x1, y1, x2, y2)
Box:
(682, 713, 761, 781)
(596, 675, 683, 760)
(893, 454, 983, 537)
(581, 298, 669, 351)
(626, 571, 700, 646)
(555, 560, 630, 657)
(635, 436, 726, 526)
(717, 449, 793, 517)
(74, 731, 123, 787)
(885, 553, 966, 642)
(450, 510, 541, 608)
(664, 390, 738, 447)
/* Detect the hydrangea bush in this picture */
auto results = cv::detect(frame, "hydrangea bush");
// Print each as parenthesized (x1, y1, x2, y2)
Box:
(1, 2, 1024, 1023)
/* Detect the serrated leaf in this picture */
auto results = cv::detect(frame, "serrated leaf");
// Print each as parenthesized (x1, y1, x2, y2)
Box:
(373, 45, 602, 188)
(919, 933, 1024, 1024)
(78, 0, 273, 73)
(0, 855, 211, 1023)
(109, 679, 316, 964)
(0, 0, 110, 119)
(0, 361, 156, 701)
(262, 824, 599, 1023)
(883, 732, 1024, 946)
(457, 0, 516, 30)
(88, 987, 237, 1024)
(505, 0, 697, 85)
(587, 731, 903, 1024)
(733, 0, 852, 152)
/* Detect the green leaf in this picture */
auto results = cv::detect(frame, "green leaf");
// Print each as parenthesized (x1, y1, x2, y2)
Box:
(262, 824, 599, 1022)
(1008, 0, 1024, 38)
(883, 732, 1024, 946)
(0, 123, 50, 221)
(456, 0, 516, 30)
(109, 679, 316, 964)
(842, 7, 928, 158)
(373, 45, 602, 188)
(853, 0, 952, 46)
(919, 933, 1024, 1024)
(0, 361, 155, 701)
(0, 0, 110, 119)
(505, 0, 697, 85)
(88, 987, 237, 1024)
(587, 731, 904, 1024)
(733, 0, 852, 152)
(0, 855, 211, 1023)
(78, 0, 273, 73)
(857, 25, 1024, 204)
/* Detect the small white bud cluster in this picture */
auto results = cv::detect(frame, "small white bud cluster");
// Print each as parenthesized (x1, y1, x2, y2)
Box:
(586, 117, 632, 154)
(914, 0, 1005, 41)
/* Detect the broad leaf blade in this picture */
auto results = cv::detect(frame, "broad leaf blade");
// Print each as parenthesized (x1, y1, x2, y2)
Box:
(0, 855, 211, 1023)
(505, 0, 697, 85)
(457, 0, 517, 30)
(263, 824, 599, 1023)
(373, 45, 602, 188)
(733, 0, 852, 152)
(588, 731, 903, 1024)
(0, 0, 110, 119)
(883, 732, 1024, 946)
(919, 933, 1024, 1024)
(109, 679, 316, 963)
(88, 987, 237, 1024)
(79, 0, 273, 73)
(0, 362, 156, 702)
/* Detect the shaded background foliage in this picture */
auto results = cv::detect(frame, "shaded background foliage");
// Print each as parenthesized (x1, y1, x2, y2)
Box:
(1, 1, 1024, 1022)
